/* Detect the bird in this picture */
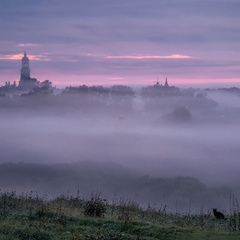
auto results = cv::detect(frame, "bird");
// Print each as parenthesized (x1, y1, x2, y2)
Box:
(213, 208, 225, 219)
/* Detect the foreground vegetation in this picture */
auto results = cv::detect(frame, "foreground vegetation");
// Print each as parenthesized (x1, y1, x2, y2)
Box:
(0, 191, 240, 240)
(0, 161, 232, 212)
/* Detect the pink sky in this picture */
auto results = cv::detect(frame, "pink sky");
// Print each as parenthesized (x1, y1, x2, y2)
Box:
(0, 1, 240, 87)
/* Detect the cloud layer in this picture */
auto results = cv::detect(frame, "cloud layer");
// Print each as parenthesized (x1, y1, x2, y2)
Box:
(0, 0, 240, 86)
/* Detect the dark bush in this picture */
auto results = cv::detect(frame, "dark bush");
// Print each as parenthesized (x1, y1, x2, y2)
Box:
(84, 196, 107, 218)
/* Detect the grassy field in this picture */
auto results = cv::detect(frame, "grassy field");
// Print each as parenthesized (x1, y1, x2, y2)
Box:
(0, 191, 240, 240)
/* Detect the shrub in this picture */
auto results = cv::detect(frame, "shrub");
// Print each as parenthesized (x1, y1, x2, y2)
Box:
(84, 195, 107, 218)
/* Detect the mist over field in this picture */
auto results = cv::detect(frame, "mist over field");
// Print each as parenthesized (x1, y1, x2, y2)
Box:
(1, 85, 240, 212)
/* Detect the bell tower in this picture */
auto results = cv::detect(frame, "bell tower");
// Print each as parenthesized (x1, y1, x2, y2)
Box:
(20, 49, 31, 81)
(19, 48, 38, 90)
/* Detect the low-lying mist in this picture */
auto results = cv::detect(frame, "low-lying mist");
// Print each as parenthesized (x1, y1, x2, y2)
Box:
(1, 87, 240, 212)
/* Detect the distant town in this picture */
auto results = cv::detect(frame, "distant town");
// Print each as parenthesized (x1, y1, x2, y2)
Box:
(1, 51, 240, 97)
(1, 51, 240, 125)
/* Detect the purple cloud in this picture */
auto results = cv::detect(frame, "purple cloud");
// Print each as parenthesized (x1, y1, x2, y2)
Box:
(0, 0, 240, 86)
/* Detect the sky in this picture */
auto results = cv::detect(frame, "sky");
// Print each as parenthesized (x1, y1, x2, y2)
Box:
(0, 0, 240, 87)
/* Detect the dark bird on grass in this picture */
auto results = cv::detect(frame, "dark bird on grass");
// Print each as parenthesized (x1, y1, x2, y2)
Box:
(213, 208, 225, 219)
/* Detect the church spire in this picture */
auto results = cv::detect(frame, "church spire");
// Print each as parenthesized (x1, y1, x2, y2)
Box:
(19, 48, 38, 90)
(24, 44, 27, 56)
(20, 47, 30, 81)
(164, 77, 169, 87)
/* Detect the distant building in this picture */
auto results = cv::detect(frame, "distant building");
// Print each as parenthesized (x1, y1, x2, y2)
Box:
(20, 51, 30, 80)
(18, 50, 38, 90)
(141, 77, 180, 98)
(164, 77, 169, 87)
(0, 80, 17, 94)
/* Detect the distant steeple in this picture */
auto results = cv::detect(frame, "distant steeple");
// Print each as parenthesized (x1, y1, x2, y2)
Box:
(164, 77, 169, 87)
(20, 48, 30, 80)
(19, 48, 38, 90)
(24, 44, 27, 57)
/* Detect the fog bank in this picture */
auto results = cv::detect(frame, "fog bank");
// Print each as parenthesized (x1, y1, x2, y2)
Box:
(0, 87, 240, 212)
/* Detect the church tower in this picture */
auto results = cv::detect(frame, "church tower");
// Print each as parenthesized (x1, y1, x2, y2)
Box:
(19, 49, 37, 90)
(20, 50, 31, 81)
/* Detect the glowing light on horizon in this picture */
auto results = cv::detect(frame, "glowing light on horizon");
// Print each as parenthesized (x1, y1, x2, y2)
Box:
(0, 52, 193, 62)
(106, 54, 193, 60)
(17, 43, 39, 47)
(0, 54, 50, 61)
(160, 78, 240, 86)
